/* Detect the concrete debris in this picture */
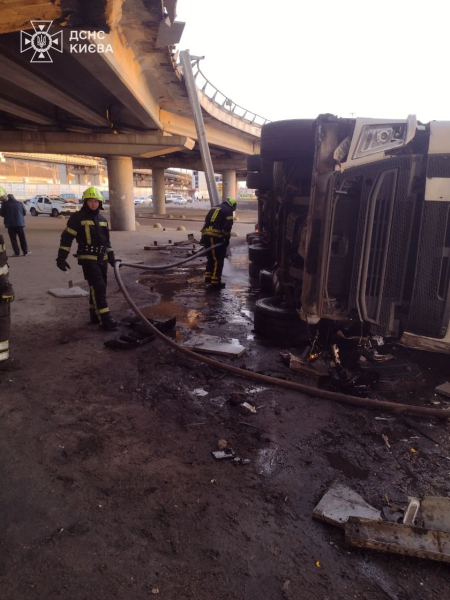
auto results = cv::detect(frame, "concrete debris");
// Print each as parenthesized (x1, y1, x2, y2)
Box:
(435, 382, 450, 399)
(182, 334, 246, 358)
(403, 496, 420, 526)
(287, 353, 329, 376)
(211, 448, 236, 460)
(345, 516, 450, 563)
(313, 483, 382, 528)
(241, 402, 257, 414)
(422, 496, 450, 533)
(48, 286, 88, 298)
(217, 439, 228, 450)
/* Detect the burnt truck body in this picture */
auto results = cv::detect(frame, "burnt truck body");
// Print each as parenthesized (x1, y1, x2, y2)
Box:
(248, 115, 450, 353)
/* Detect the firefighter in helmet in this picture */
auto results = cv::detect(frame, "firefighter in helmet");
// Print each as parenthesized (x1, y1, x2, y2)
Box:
(200, 197, 236, 290)
(56, 186, 119, 330)
(0, 234, 22, 371)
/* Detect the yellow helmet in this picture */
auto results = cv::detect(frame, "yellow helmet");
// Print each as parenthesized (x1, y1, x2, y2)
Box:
(0, 186, 7, 200)
(82, 186, 104, 203)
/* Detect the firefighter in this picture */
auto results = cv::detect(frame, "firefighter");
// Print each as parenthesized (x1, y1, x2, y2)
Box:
(56, 186, 119, 331)
(201, 197, 236, 290)
(0, 186, 6, 202)
(0, 234, 22, 372)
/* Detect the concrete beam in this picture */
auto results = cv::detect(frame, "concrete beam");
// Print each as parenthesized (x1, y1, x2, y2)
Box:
(160, 109, 261, 155)
(0, 98, 55, 125)
(133, 156, 247, 172)
(0, 0, 123, 34)
(0, 55, 108, 127)
(0, 131, 195, 157)
(69, 27, 162, 130)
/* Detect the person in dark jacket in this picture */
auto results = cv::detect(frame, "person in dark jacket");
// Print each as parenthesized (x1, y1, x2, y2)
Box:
(56, 186, 119, 331)
(200, 197, 236, 290)
(0, 194, 30, 257)
(0, 234, 22, 372)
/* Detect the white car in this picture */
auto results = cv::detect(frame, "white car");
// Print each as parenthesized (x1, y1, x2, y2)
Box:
(173, 195, 187, 205)
(29, 195, 79, 217)
(135, 196, 153, 206)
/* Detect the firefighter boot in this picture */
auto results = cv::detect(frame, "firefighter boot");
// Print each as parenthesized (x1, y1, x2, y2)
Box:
(101, 315, 119, 331)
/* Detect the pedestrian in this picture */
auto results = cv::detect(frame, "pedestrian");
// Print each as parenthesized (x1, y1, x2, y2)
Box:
(0, 194, 30, 257)
(200, 197, 236, 290)
(0, 233, 22, 372)
(56, 186, 119, 331)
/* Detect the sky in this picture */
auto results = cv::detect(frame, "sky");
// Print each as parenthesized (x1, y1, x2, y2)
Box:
(176, 0, 450, 124)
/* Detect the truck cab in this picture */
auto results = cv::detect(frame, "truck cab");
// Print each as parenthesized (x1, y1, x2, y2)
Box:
(249, 115, 450, 353)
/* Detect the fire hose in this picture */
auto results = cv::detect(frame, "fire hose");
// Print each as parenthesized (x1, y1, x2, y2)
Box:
(114, 253, 450, 420)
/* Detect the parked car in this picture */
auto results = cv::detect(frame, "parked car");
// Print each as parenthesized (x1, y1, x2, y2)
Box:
(185, 196, 194, 203)
(134, 196, 153, 206)
(248, 114, 450, 353)
(173, 195, 187, 205)
(29, 195, 79, 217)
(59, 193, 79, 204)
(165, 194, 176, 203)
(134, 197, 145, 206)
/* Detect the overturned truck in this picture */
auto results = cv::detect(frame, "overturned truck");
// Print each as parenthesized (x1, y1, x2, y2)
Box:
(248, 115, 450, 353)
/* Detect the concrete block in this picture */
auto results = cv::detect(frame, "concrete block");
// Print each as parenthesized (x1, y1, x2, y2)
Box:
(313, 483, 381, 528)
(48, 286, 88, 298)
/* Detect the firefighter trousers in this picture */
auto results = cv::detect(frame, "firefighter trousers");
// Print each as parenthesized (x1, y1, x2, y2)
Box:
(204, 236, 227, 285)
(0, 303, 10, 363)
(82, 261, 110, 325)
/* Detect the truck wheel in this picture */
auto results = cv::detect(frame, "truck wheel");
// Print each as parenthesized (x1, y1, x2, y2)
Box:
(249, 261, 261, 280)
(248, 243, 270, 265)
(246, 232, 259, 244)
(246, 171, 273, 192)
(51, 208, 59, 217)
(254, 296, 309, 343)
(247, 154, 261, 172)
(259, 269, 273, 292)
(30, 208, 38, 216)
(261, 119, 315, 161)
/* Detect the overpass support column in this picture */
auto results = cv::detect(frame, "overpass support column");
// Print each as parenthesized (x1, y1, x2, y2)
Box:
(152, 168, 166, 215)
(222, 170, 237, 201)
(107, 156, 136, 232)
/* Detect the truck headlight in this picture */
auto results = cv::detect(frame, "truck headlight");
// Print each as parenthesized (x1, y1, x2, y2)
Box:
(353, 123, 407, 159)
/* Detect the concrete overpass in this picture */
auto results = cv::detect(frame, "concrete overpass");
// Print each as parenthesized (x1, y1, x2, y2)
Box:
(0, 0, 266, 229)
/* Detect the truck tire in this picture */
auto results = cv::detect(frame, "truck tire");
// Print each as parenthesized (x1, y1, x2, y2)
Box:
(246, 232, 259, 244)
(249, 261, 261, 280)
(246, 171, 273, 191)
(30, 208, 38, 216)
(254, 296, 309, 343)
(51, 208, 59, 217)
(248, 243, 270, 265)
(261, 119, 315, 161)
(247, 154, 261, 172)
(259, 269, 272, 292)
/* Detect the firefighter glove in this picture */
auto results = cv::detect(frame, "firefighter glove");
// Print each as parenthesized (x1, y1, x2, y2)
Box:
(108, 251, 116, 267)
(56, 258, 71, 272)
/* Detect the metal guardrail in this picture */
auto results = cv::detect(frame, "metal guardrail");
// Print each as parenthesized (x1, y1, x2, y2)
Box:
(190, 58, 270, 128)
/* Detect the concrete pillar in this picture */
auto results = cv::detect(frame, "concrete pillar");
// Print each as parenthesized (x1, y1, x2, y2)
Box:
(58, 164, 68, 184)
(222, 170, 237, 201)
(152, 167, 166, 215)
(107, 156, 136, 231)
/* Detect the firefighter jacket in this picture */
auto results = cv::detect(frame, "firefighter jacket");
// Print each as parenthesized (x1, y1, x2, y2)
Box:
(0, 236, 14, 304)
(201, 201, 234, 240)
(58, 204, 114, 264)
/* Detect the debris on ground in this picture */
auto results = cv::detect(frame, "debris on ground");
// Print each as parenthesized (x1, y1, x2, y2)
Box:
(48, 286, 89, 298)
(240, 402, 257, 414)
(217, 439, 228, 450)
(435, 382, 450, 398)
(182, 334, 246, 357)
(313, 483, 381, 528)
(211, 448, 236, 460)
(422, 496, 450, 532)
(345, 516, 450, 563)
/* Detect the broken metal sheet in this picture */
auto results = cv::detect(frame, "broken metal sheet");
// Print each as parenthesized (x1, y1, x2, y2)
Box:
(313, 483, 382, 528)
(182, 334, 246, 358)
(48, 286, 88, 298)
(422, 496, 450, 533)
(345, 517, 450, 563)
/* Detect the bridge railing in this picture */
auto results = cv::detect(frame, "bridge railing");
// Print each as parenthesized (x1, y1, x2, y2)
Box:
(190, 59, 270, 128)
